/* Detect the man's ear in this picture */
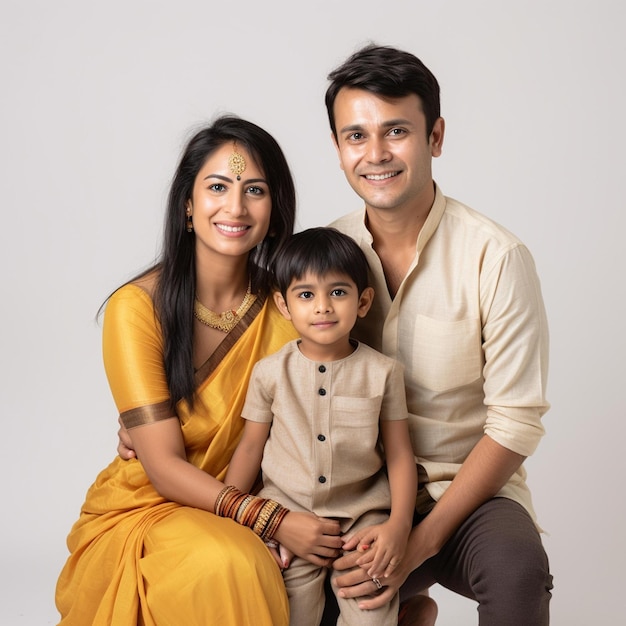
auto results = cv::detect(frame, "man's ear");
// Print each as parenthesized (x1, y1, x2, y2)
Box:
(273, 291, 292, 321)
(357, 287, 375, 318)
(430, 117, 445, 158)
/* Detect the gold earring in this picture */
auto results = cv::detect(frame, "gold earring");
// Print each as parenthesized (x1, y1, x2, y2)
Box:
(186, 208, 193, 233)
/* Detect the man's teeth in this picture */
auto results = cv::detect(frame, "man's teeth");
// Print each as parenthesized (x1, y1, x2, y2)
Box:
(365, 172, 398, 181)
(218, 224, 248, 232)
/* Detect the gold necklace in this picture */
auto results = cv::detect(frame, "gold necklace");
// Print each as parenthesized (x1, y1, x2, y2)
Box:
(194, 283, 256, 332)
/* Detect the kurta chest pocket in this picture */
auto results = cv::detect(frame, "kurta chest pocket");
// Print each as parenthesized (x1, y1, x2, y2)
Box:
(331, 396, 383, 428)
(409, 315, 483, 392)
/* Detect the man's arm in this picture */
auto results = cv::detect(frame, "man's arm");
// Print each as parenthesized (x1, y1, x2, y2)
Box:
(337, 434, 524, 610)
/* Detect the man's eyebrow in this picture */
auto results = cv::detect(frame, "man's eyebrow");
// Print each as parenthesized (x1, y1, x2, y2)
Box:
(338, 118, 414, 134)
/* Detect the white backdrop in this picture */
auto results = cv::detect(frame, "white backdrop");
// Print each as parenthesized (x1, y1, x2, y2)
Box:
(1, 1, 624, 624)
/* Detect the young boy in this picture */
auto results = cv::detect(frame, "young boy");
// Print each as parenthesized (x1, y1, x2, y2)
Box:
(225, 227, 417, 626)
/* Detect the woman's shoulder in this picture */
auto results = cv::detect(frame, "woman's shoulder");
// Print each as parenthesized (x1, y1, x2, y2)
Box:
(105, 272, 162, 329)
(108, 270, 159, 308)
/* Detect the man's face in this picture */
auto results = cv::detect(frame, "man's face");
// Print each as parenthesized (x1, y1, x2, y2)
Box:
(332, 88, 444, 216)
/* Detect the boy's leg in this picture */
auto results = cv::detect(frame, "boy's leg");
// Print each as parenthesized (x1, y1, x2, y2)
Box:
(282, 557, 326, 626)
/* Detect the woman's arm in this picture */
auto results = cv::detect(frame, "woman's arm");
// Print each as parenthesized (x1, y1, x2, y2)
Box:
(127, 417, 225, 510)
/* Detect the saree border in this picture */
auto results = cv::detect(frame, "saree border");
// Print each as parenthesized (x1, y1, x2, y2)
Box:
(120, 400, 174, 429)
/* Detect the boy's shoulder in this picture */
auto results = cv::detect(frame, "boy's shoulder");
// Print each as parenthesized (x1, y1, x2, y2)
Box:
(254, 338, 300, 369)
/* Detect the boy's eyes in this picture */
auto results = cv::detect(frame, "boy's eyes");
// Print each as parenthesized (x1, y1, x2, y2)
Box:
(296, 289, 347, 299)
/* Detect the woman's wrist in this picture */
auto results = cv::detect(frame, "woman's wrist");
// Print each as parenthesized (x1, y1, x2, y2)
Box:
(214, 485, 289, 541)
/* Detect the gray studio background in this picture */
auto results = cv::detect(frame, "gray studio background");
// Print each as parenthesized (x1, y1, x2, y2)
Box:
(1, 1, 624, 624)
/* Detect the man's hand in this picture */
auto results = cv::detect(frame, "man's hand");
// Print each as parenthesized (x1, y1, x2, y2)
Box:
(333, 521, 435, 611)
(117, 417, 136, 460)
(331, 549, 405, 610)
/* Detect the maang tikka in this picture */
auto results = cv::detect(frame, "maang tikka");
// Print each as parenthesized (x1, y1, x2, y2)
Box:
(228, 143, 246, 181)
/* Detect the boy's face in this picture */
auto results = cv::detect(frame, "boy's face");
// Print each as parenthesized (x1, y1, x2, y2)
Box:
(274, 271, 374, 360)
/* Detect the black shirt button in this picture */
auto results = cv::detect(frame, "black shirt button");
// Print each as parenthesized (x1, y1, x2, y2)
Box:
(318, 365, 326, 373)
(318, 388, 326, 396)
(318, 476, 326, 483)
(317, 434, 326, 442)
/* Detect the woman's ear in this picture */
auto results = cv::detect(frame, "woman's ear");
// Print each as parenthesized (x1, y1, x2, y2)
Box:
(273, 291, 292, 321)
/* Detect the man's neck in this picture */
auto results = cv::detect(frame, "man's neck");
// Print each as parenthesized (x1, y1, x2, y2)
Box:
(364, 184, 436, 298)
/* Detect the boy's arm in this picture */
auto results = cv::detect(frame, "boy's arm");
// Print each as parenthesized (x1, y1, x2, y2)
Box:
(382, 417, 417, 531)
(224, 420, 271, 492)
(355, 418, 417, 578)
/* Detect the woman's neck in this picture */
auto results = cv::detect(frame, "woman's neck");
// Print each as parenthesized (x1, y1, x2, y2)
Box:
(195, 254, 250, 311)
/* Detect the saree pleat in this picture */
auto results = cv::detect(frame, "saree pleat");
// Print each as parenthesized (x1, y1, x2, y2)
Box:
(56, 285, 297, 625)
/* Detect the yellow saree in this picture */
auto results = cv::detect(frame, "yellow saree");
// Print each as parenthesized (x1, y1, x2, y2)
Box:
(56, 284, 297, 625)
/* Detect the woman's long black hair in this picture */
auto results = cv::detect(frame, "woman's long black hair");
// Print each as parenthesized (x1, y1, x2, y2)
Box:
(103, 116, 296, 409)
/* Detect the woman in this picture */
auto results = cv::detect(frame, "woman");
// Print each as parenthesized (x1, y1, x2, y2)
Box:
(55, 116, 343, 625)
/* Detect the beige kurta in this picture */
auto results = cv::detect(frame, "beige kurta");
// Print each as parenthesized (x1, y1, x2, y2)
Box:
(330, 184, 550, 521)
(243, 339, 408, 529)
(242, 338, 408, 625)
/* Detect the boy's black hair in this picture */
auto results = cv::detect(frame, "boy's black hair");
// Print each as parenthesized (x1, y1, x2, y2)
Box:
(273, 227, 370, 296)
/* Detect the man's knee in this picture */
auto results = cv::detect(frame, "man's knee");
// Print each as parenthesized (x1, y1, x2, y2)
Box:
(465, 499, 553, 624)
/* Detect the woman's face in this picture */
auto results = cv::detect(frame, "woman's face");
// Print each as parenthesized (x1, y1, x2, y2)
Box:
(187, 142, 272, 264)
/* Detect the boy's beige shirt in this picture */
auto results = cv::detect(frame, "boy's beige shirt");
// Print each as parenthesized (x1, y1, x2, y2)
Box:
(243, 339, 407, 531)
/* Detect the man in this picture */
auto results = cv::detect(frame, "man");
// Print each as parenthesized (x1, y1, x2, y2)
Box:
(324, 44, 552, 625)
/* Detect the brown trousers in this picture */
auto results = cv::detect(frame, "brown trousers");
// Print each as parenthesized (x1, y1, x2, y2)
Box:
(322, 497, 553, 625)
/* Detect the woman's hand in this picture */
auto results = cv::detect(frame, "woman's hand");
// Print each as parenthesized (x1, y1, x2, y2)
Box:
(274, 511, 343, 567)
(117, 417, 136, 460)
(265, 541, 294, 570)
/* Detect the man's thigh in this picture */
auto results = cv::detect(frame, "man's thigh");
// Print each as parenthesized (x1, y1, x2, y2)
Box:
(404, 497, 553, 626)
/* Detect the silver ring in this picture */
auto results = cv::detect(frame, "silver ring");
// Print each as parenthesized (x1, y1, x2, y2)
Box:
(372, 577, 383, 590)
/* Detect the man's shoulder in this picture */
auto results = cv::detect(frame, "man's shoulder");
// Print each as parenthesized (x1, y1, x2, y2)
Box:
(328, 208, 364, 234)
(442, 195, 522, 246)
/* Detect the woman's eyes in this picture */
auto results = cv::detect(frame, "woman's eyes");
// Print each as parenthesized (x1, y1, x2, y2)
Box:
(207, 184, 265, 195)
(246, 185, 265, 195)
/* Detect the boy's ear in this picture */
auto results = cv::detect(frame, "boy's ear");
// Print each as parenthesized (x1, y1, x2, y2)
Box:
(273, 291, 292, 320)
(357, 287, 375, 318)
